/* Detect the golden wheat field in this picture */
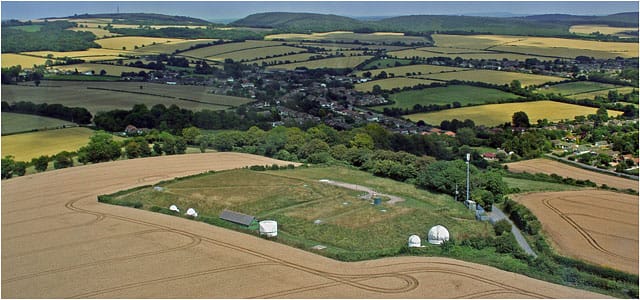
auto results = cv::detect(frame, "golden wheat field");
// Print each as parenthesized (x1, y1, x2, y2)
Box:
(354, 77, 440, 92)
(1, 127, 95, 161)
(569, 25, 638, 36)
(1, 54, 50, 68)
(95, 36, 185, 50)
(419, 69, 564, 86)
(407, 100, 623, 126)
(23, 48, 135, 59)
(67, 27, 118, 38)
(132, 39, 218, 54)
(50, 63, 148, 75)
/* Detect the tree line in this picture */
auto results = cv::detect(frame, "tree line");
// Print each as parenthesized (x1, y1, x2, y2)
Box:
(2, 101, 92, 124)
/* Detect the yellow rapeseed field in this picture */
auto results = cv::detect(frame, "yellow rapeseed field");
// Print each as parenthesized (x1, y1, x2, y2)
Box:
(407, 100, 623, 126)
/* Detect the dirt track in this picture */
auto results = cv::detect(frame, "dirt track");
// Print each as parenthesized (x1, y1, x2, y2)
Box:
(2, 153, 607, 298)
(513, 190, 638, 274)
(505, 158, 639, 191)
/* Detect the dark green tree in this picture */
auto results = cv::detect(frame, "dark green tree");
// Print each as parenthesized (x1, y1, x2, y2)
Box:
(512, 111, 530, 128)
(32, 155, 49, 172)
(77, 131, 122, 164)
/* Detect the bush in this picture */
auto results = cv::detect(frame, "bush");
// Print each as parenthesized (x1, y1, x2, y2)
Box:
(249, 165, 267, 171)
(494, 219, 512, 236)
(53, 151, 74, 169)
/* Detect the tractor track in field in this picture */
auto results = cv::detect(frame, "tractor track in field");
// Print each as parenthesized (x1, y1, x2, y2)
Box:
(542, 198, 637, 263)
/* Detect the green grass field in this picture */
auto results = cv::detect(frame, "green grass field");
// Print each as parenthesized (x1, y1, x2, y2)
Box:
(247, 53, 322, 66)
(354, 64, 465, 78)
(112, 166, 491, 253)
(178, 40, 284, 59)
(503, 177, 586, 193)
(208, 45, 307, 62)
(11, 25, 43, 32)
(1, 112, 77, 135)
(407, 100, 624, 126)
(372, 85, 521, 111)
(354, 77, 440, 92)
(539, 81, 621, 96)
(1, 127, 95, 161)
(569, 87, 638, 100)
(2, 81, 251, 114)
(361, 58, 413, 70)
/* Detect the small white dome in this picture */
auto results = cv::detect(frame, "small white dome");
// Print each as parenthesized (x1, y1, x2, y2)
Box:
(428, 225, 450, 245)
(185, 208, 198, 217)
(408, 235, 422, 247)
(169, 205, 180, 212)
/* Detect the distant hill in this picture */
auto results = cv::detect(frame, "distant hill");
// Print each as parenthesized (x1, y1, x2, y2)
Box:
(522, 12, 639, 27)
(230, 12, 365, 32)
(65, 13, 214, 26)
(231, 11, 638, 36)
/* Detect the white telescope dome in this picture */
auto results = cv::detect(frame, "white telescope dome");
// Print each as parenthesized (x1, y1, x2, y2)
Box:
(427, 225, 450, 245)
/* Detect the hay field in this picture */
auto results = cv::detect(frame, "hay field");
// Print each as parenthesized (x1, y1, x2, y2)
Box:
(267, 55, 373, 70)
(0, 153, 606, 298)
(95, 36, 185, 50)
(50, 63, 147, 75)
(354, 77, 439, 92)
(407, 100, 623, 126)
(178, 41, 284, 59)
(1, 81, 250, 114)
(513, 190, 638, 274)
(540, 81, 621, 96)
(375, 85, 520, 110)
(354, 64, 465, 78)
(570, 25, 638, 36)
(208, 45, 307, 62)
(569, 87, 637, 100)
(1, 127, 93, 161)
(1, 113, 76, 135)
(418, 69, 564, 86)
(1, 54, 50, 68)
(504, 158, 639, 191)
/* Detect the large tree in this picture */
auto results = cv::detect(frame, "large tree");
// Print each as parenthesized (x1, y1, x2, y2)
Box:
(77, 131, 122, 164)
(512, 111, 530, 128)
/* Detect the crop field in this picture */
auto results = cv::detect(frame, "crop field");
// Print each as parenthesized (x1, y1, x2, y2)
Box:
(354, 77, 440, 92)
(208, 45, 307, 62)
(132, 39, 218, 54)
(1, 113, 76, 135)
(67, 26, 118, 38)
(1, 81, 251, 114)
(50, 63, 147, 76)
(299, 42, 410, 52)
(178, 41, 284, 59)
(570, 25, 638, 36)
(95, 36, 185, 50)
(248, 53, 321, 66)
(265, 31, 430, 44)
(388, 49, 553, 61)
(1, 127, 94, 161)
(361, 58, 413, 69)
(539, 81, 621, 96)
(1, 54, 50, 68)
(114, 166, 488, 252)
(418, 69, 564, 86)
(503, 177, 586, 193)
(354, 64, 466, 78)
(266, 55, 373, 70)
(23, 48, 135, 60)
(569, 87, 638, 100)
(1, 153, 604, 298)
(372, 85, 521, 110)
(513, 190, 638, 274)
(406, 100, 623, 126)
(504, 158, 639, 191)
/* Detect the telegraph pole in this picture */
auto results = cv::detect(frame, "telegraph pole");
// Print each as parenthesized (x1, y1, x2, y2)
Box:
(466, 153, 470, 203)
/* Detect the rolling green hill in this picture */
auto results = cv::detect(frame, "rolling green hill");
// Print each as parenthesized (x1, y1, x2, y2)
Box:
(522, 12, 639, 27)
(66, 13, 214, 25)
(230, 12, 366, 32)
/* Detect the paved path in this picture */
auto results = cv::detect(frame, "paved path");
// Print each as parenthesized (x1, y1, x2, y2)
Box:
(319, 179, 404, 204)
(490, 205, 538, 258)
(545, 154, 639, 181)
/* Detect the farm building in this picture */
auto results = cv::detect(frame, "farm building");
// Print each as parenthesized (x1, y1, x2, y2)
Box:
(427, 225, 450, 245)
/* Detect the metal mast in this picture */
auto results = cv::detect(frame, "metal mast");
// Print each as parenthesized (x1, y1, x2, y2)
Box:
(466, 153, 470, 203)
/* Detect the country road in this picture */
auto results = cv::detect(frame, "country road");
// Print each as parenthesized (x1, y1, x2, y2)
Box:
(489, 205, 538, 258)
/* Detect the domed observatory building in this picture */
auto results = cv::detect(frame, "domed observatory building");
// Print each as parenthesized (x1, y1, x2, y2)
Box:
(427, 225, 450, 245)
(408, 235, 422, 248)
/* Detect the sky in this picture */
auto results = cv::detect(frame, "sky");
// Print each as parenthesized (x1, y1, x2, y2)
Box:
(2, 1, 638, 22)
